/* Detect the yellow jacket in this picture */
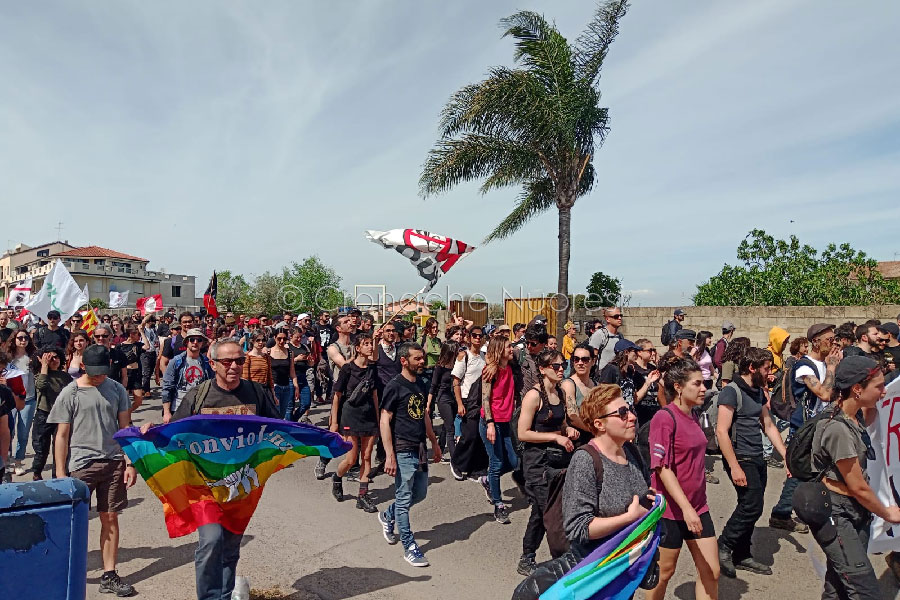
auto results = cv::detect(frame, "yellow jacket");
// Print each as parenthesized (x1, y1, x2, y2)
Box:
(766, 327, 790, 372)
(562, 334, 576, 360)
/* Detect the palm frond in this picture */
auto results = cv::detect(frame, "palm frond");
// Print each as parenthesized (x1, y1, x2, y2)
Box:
(483, 177, 555, 243)
(574, 0, 629, 85)
(419, 134, 542, 197)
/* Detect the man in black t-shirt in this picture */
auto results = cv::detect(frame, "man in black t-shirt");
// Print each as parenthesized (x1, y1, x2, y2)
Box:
(92, 324, 128, 384)
(377, 343, 440, 568)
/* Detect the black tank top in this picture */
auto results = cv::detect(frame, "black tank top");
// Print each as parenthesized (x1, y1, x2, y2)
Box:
(532, 385, 566, 433)
(271, 356, 292, 386)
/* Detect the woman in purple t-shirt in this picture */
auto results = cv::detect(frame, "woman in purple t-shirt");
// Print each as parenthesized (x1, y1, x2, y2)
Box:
(646, 357, 720, 600)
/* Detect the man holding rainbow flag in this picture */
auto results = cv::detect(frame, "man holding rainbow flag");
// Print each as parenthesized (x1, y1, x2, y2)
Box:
(115, 338, 350, 600)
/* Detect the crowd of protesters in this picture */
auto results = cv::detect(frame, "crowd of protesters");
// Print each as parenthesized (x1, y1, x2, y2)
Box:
(3, 303, 900, 599)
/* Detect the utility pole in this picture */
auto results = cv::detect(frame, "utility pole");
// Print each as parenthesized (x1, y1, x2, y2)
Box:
(55, 222, 64, 241)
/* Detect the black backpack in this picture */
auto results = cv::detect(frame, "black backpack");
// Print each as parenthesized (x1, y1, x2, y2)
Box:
(785, 407, 849, 482)
(769, 356, 798, 422)
(636, 407, 676, 471)
(660, 320, 675, 346)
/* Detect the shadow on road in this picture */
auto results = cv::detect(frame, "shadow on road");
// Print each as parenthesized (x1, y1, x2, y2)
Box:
(674, 576, 748, 599)
(291, 566, 430, 599)
(417, 511, 493, 553)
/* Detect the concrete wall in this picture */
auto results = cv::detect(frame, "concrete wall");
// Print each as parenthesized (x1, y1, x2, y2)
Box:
(604, 305, 900, 350)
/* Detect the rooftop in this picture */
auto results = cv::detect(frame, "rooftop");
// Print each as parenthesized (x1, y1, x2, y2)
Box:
(877, 261, 900, 280)
(53, 245, 148, 262)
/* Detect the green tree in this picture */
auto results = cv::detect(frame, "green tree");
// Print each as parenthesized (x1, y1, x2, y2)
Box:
(87, 298, 108, 310)
(419, 1, 630, 338)
(250, 272, 283, 316)
(216, 270, 253, 313)
(281, 256, 346, 314)
(585, 271, 621, 308)
(693, 229, 900, 306)
(428, 299, 447, 312)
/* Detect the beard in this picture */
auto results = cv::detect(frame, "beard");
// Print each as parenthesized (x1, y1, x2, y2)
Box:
(751, 370, 767, 389)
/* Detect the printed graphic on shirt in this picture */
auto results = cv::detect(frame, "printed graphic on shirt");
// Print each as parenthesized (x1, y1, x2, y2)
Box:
(200, 405, 257, 415)
(407, 392, 425, 420)
(652, 442, 667, 461)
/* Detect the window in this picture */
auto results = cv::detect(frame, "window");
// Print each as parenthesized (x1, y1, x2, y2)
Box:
(37, 249, 49, 257)
(94, 259, 105, 266)
(92, 280, 103, 293)
(172, 285, 181, 298)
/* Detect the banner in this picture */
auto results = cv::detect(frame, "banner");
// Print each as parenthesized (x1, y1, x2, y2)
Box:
(539, 496, 664, 600)
(109, 290, 129, 309)
(24, 260, 89, 321)
(867, 376, 900, 553)
(137, 294, 163, 315)
(365, 229, 475, 293)
(7, 277, 32, 307)
(114, 415, 351, 537)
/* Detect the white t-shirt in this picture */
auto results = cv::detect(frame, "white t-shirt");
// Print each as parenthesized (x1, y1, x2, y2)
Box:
(451, 349, 485, 398)
(794, 355, 827, 414)
(174, 356, 206, 412)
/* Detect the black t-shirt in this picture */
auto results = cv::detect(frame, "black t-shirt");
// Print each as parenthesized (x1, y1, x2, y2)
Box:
(162, 334, 187, 359)
(334, 362, 375, 403)
(173, 380, 281, 420)
(315, 323, 335, 349)
(718, 379, 764, 456)
(886, 345, 900, 370)
(118, 342, 143, 370)
(632, 364, 658, 406)
(108, 347, 129, 383)
(36, 326, 69, 350)
(156, 323, 171, 338)
(381, 374, 427, 452)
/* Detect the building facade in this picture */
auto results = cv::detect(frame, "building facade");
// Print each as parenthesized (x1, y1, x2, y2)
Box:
(1, 242, 196, 310)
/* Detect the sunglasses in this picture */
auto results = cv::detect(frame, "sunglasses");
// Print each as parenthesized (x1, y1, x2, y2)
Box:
(214, 357, 247, 367)
(571, 356, 592, 363)
(608, 314, 623, 319)
(276, 337, 287, 342)
(598, 405, 636, 420)
(470, 333, 483, 338)
(187, 337, 204, 344)
(94, 334, 110, 339)
(548, 362, 565, 371)
(526, 341, 541, 347)
(16, 336, 28, 341)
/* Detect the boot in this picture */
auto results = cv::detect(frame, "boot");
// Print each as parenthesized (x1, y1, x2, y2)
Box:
(331, 476, 343, 502)
(356, 493, 378, 513)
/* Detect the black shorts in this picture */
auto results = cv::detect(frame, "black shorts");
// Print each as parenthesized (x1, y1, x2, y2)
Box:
(660, 512, 716, 549)
(126, 370, 142, 391)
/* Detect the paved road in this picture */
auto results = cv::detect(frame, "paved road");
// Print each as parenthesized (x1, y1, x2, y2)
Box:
(15, 392, 900, 599)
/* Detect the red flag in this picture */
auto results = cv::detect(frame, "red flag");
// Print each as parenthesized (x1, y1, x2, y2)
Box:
(136, 294, 163, 315)
(204, 272, 218, 318)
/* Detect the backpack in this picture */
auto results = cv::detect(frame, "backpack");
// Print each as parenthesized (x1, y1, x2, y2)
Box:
(769, 356, 798, 422)
(785, 406, 849, 482)
(660, 320, 676, 346)
(542, 441, 648, 558)
(702, 382, 742, 453)
(636, 407, 677, 472)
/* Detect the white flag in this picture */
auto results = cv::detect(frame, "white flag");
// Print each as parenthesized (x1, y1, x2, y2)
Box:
(7, 277, 33, 307)
(24, 260, 89, 322)
(109, 290, 129, 309)
(365, 228, 475, 294)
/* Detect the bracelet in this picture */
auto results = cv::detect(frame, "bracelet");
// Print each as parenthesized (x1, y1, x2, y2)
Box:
(485, 419, 495, 425)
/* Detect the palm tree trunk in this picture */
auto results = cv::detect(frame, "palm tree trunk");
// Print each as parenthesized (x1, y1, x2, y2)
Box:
(556, 201, 572, 340)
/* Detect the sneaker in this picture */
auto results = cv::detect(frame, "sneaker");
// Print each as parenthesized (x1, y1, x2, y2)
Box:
(735, 557, 772, 575)
(356, 493, 378, 513)
(404, 543, 429, 567)
(494, 503, 511, 524)
(765, 455, 784, 469)
(332, 477, 344, 502)
(378, 511, 398, 545)
(346, 465, 361, 482)
(315, 458, 327, 480)
(99, 571, 136, 597)
(479, 476, 493, 503)
(449, 462, 465, 481)
(769, 516, 809, 534)
(13, 461, 26, 476)
(517, 553, 537, 576)
(705, 470, 720, 485)
(299, 415, 313, 425)
(718, 545, 736, 578)
(441, 454, 451, 464)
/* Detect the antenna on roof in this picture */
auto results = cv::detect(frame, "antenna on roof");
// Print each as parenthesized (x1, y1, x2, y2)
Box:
(55, 221, 64, 241)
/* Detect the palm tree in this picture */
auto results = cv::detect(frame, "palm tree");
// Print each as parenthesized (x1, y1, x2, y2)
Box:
(419, 1, 629, 337)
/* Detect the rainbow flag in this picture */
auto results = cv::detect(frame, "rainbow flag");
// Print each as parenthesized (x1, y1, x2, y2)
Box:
(540, 495, 665, 600)
(114, 415, 351, 537)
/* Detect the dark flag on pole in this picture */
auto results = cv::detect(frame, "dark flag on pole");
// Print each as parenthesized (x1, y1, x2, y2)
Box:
(204, 272, 218, 318)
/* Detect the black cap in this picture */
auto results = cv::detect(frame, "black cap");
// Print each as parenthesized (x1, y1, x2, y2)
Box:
(83, 345, 111, 376)
(835, 356, 879, 390)
(883, 322, 899, 339)
(674, 309, 686, 316)
(675, 329, 697, 341)
(792, 482, 836, 542)
(47, 310, 61, 319)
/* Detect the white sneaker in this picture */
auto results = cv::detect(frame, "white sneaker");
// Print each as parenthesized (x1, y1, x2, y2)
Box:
(13, 460, 26, 476)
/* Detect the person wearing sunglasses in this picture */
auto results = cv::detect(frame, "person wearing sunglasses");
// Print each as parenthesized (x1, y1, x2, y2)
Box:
(589, 307, 624, 372)
(806, 356, 900, 599)
(161, 329, 214, 424)
(270, 331, 300, 421)
(4, 328, 37, 476)
(515, 349, 579, 575)
(91, 324, 128, 386)
(242, 332, 274, 392)
(449, 326, 487, 481)
(34, 309, 70, 350)
(30, 345, 71, 480)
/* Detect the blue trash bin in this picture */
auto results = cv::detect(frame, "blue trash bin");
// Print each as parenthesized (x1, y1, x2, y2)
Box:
(0, 478, 91, 600)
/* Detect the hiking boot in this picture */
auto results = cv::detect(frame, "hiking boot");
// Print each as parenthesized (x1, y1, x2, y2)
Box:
(449, 462, 465, 481)
(479, 476, 493, 503)
(99, 571, 136, 597)
(356, 493, 378, 513)
(494, 503, 511, 524)
(315, 458, 327, 480)
(769, 516, 809, 534)
(886, 552, 900, 583)
(331, 477, 344, 502)
(378, 511, 398, 545)
(718, 545, 736, 578)
(705, 470, 720, 485)
(404, 543, 429, 567)
(517, 553, 537, 576)
(735, 557, 772, 575)
(765, 455, 784, 469)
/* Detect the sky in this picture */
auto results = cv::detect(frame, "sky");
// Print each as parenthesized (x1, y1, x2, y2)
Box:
(2, 0, 899, 306)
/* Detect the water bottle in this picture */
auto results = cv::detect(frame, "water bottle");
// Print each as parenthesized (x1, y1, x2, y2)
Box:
(232, 576, 250, 600)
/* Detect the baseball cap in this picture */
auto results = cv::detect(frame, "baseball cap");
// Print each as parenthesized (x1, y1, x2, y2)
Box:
(722, 321, 736, 332)
(882, 322, 900, 339)
(835, 356, 879, 390)
(807, 323, 835, 340)
(614, 339, 639, 353)
(83, 345, 111, 376)
(792, 482, 836, 542)
(248, 318, 260, 325)
(298, 313, 310, 320)
(674, 309, 686, 316)
(496, 324, 511, 333)
(675, 329, 697, 341)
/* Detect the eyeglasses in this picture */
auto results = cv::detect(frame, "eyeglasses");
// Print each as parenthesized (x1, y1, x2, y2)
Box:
(608, 314, 623, 319)
(526, 341, 540, 347)
(187, 337, 204, 344)
(470, 333, 483, 338)
(94, 334, 109, 339)
(548, 362, 565, 371)
(597, 405, 636, 420)
(214, 357, 247, 368)
(15, 336, 28, 341)
(571, 356, 592, 364)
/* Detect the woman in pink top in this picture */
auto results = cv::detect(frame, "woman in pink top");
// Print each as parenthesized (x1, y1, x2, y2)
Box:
(647, 357, 719, 600)
(478, 337, 517, 525)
